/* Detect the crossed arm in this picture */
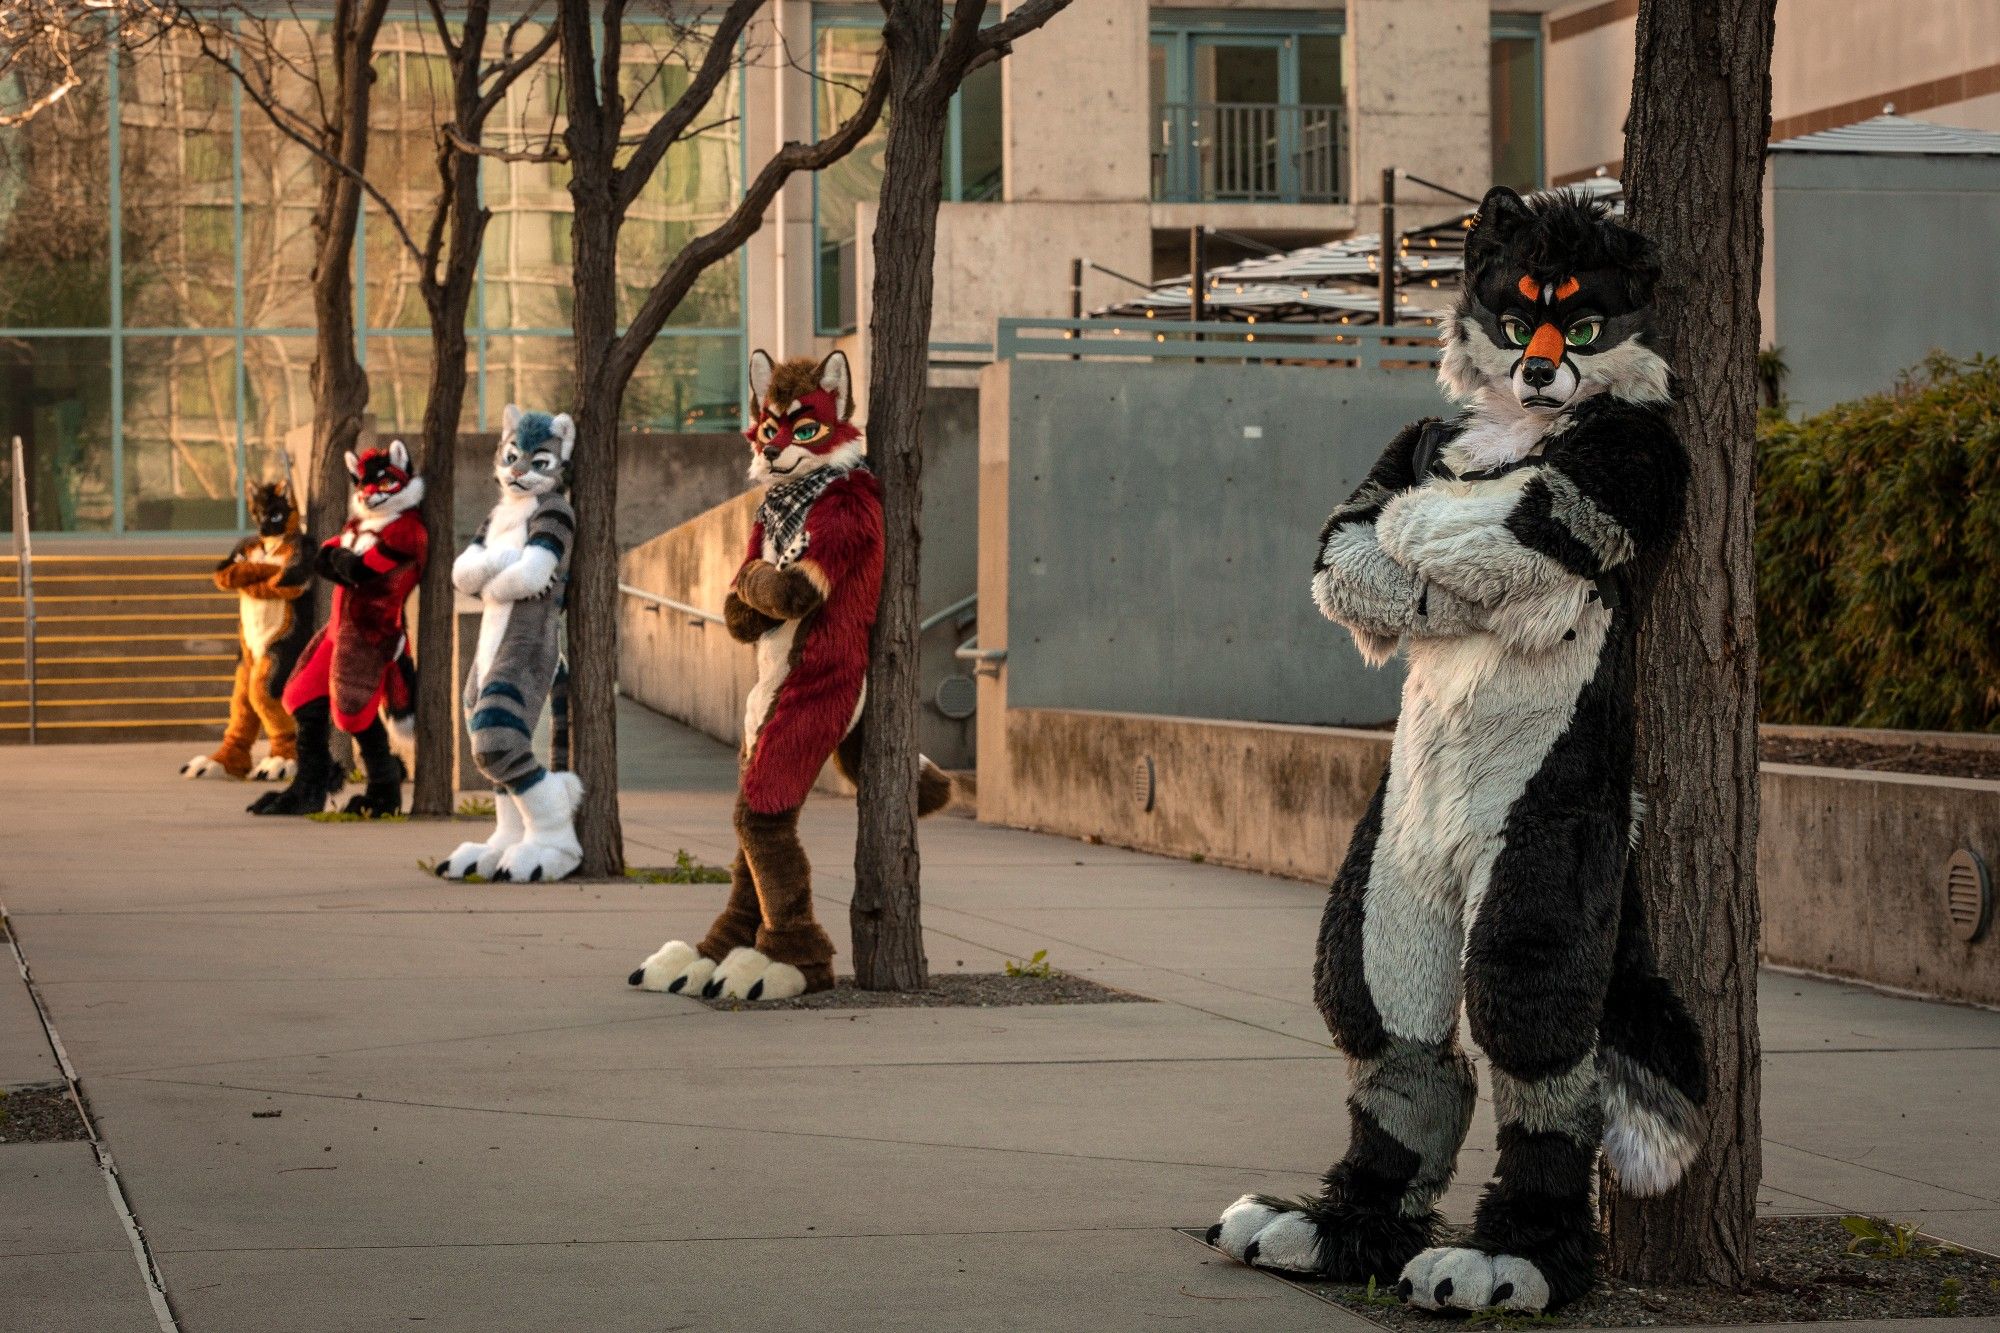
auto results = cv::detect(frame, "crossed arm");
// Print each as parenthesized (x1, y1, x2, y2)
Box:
(1311, 404, 1687, 659)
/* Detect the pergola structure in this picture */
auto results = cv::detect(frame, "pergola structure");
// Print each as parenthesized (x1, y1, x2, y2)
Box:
(1097, 176, 1622, 326)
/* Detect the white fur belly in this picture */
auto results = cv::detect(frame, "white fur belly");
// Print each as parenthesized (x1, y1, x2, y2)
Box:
(240, 596, 287, 658)
(473, 598, 513, 686)
(742, 619, 799, 751)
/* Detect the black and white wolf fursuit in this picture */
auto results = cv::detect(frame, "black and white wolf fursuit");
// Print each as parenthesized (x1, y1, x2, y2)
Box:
(1209, 187, 1704, 1313)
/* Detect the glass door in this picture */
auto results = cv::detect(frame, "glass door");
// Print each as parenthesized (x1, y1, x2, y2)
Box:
(1190, 35, 1292, 200)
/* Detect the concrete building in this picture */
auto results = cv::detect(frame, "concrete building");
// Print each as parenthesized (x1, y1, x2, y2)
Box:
(1544, 0, 2000, 184)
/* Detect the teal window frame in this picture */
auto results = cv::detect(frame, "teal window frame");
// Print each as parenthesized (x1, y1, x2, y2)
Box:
(810, 8, 1002, 337)
(0, 10, 750, 538)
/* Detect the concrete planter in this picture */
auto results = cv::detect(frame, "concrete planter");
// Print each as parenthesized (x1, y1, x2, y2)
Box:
(980, 708, 2000, 1006)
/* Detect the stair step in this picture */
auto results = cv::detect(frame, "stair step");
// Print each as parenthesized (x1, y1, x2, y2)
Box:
(1, 593, 235, 616)
(0, 675, 237, 702)
(1, 613, 241, 638)
(0, 632, 241, 659)
(5, 654, 238, 678)
(0, 718, 227, 745)
(0, 696, 229, 723)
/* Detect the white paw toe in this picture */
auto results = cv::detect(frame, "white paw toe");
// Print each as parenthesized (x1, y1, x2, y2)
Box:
(495, 840, 582, 884)
(706, 946, 803, 1001)
(181, 755, 225, 779)
(1398, 1248, 1549, 1312)
(251, 757, 296, 782)
(1245, 1211, 1323, 1274)
(436, 841, 491, 880)
(628, 940, 715, 995)
(1489, 1255, 1552, 1310)
(1210, 1195, 1281, 1261)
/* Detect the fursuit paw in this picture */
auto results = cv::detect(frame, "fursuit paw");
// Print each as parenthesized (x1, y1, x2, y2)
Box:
(492, 839, 582, 884)
(699, 946, 807, 1002)
(437, 840, 502, 881)
(342, 787, 403, 818)
(247, 782, 332, 815)
(1206, 1196, 1323, 1274)
(249, 755, 296, 782)
(181, 754, 240, 780)
(627, 940, 717, 995)
(1398, 1247, 1551, 1312)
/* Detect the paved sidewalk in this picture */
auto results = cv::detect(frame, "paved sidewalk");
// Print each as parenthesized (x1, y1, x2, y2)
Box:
(3, 703, 1998, 1332)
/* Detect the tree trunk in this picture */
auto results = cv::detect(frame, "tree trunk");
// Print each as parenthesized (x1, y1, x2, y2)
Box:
(560, 0, 626, 879)
(412, 300, 471, 815)
(1604, 0, 1775, 1285)
(302, 1, 386, 614)
(850, 2, 951, 991)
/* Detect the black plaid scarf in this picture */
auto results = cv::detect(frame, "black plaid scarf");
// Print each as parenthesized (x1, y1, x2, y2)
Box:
(755, 457, 866, 569)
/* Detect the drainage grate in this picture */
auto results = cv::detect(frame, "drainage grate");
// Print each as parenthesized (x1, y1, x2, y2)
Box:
(933, 673, 977, 721)
(1133, 755, 1155, 813)
(1945, 848, 1992, 943)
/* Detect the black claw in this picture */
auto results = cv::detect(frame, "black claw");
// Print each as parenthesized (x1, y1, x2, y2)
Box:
(1396, 1280, 1412, 1301)
(667, 975, 687, 994)
(529, 866, 544, 882)
(1243, 1240, 1261, 1264)
(627, 969, 645, 986)
(436, 863, 451, 878)
(1492, 1283, 1514, 1303)
(746, 979, 764, 1000)
(1434, 1280, 1453, 1303)
(701, 978, 723, 998)
(1204, 1224, 1222, 1246)
(492, 869, 511, 883)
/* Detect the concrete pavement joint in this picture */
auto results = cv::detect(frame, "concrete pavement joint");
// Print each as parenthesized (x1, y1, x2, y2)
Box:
(113, 1073, 1319, 1176)
(4, 898, 182, 1333)
(148, 1223, 1174, 1256)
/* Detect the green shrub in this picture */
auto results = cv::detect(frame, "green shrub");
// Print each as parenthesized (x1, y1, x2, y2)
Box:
(1758, 354, 2000, 732)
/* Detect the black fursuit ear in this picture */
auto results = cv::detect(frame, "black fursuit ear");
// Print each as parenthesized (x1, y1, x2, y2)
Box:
(1465, 186, 1530, 282)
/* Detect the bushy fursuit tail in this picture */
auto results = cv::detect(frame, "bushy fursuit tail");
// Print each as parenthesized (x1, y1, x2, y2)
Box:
(382, 648, 419, 769)
(833, 722, 954, 816)
(1596, 854, 1706, 1196)
(550, 660, 571, 771)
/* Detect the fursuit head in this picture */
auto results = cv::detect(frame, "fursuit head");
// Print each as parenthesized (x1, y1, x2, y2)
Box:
(1209, 187, 1703, 1314)
(627, 350, 952, 1005)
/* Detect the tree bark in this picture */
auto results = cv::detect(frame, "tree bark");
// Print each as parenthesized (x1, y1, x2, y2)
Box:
(302, 0, 390, 613)
(558, 0, 626, 878)
(1605, 0, 1775, 1285)
(850, 0, 951, 991)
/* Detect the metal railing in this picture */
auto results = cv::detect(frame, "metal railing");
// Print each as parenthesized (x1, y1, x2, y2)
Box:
(1153, 102, 1348, 204)
(9, 436, 37, 743)
(996, 317, 1441, 370)
(621, 582, 976, 635)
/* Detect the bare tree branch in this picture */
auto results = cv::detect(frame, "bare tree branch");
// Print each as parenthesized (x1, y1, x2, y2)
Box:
(443, 125, 570, 163)
(176, 10, 428, 268)
(971, 0, 1071, 57)
(608, 50, 890, 387)
(613, 0, 763, 217)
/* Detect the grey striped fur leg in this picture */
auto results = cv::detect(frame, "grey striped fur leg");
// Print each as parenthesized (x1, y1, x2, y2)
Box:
(467, 675, 548, 794)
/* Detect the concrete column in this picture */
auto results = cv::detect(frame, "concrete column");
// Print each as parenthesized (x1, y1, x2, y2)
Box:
(742, 0, 819, 364)
(1001, 0, 1149, 203)
(1347, 0, 1491, 226)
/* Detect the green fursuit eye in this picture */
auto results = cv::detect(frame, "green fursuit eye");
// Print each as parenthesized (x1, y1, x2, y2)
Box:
(1501, 316, 1531, 347)
(1566, 319, 1602, 347)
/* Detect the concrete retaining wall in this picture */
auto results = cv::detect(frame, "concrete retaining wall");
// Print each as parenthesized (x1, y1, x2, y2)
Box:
(1760, 763, 2000, 1007)
(980, 706, 2000, 1006)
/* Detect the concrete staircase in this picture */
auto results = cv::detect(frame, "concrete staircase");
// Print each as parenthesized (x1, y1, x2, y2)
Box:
(2, 551, 239, 745)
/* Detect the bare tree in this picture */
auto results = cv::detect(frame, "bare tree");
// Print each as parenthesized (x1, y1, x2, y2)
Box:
(849, 0, 1074, 989)
(178, 0, 392, 572)
(1606, 0, 1776, 1285)
(403, 4, 558, 815)
(184, 5, 556, 811)
(0, 1, 174, 127)
(551, 0, 889, 877)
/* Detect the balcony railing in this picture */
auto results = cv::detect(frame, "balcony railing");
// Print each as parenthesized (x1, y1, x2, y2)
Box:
(1153, 102, 1348, 205)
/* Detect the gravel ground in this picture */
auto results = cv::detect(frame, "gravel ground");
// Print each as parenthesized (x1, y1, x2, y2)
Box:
(1760, 735, 2000, 780)
(700, 972, 1149, 1011)
(0, 1082, 89, 1144)
(1275, 1217, 2000, 1327)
